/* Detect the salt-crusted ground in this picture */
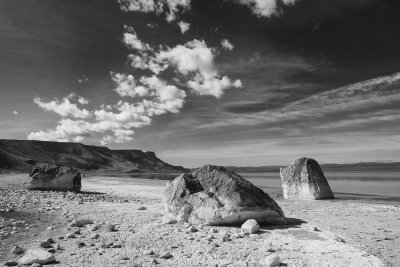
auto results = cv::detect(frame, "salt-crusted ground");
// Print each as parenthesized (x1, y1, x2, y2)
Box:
(1, 173, 396, 266)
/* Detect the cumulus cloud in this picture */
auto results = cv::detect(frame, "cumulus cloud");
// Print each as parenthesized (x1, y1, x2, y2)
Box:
(118, 0, 191, 21)
(119, 0, 299, 20)
(111, 72, 149, 98)
(177, 21, 190, 33)
(73, 136, 84, 142)
(157, 39, 242, 97)
(29, 4, 242, 144)
(29, 73, 187, 144)
(78, 96, 89, 105)
(221, 39, 234, 50)
(123, 26, 152, 51)
(34, 97, 91, 119)
(236, 0, 299, 17)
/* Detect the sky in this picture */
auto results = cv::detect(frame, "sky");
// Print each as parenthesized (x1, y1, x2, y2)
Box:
(0, 0, 400, 167)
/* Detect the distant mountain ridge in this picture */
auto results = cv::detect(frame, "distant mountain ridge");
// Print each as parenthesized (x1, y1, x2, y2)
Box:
(0, 140, 187, 173)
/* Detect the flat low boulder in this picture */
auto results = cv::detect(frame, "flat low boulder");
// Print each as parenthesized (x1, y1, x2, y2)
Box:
(163, 165, 285, 225)
(18, 249, 56, 265)
(27, 163, 81, 192)
(280, 158, 334, 200)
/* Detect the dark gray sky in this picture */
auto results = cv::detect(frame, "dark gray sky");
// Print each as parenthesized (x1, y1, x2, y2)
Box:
(1, 0, 399, 167)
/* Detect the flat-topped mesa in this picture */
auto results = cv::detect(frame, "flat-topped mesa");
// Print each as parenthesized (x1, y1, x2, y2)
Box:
(280, 157, 334, 200)
(27, 163, 82, 192)
(163, 165, 285, 226)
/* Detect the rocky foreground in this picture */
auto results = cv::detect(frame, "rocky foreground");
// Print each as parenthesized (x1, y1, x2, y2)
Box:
(0, 174, 396, 267)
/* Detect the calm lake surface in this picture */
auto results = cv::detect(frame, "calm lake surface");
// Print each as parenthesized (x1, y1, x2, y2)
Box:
(93, 170, 400, 200)
(241, 171, 400, 200)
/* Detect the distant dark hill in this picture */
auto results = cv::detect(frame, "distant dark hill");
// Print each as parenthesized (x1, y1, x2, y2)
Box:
(0, 140, 187, 173)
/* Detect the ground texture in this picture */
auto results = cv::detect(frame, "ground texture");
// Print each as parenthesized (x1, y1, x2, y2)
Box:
(1, 173, 397, 267)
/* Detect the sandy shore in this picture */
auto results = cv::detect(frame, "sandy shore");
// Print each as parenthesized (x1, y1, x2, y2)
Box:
(1, 174, 398, 266)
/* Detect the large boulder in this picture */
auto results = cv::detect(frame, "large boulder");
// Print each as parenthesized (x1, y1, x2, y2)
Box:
(163, 165, 285, 225)
(280, 158, 334, 200)
(27, 163, 81, 192)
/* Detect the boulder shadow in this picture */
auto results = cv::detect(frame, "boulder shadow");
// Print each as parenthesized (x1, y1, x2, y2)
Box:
(77, 191, 105, 195)
(259, 217, 306, 231)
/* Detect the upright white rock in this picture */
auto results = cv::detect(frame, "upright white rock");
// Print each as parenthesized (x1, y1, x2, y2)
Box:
(280, 158, 334, 200)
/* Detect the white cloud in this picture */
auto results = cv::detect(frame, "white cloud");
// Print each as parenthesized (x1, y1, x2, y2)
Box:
(119, 0, 191, 21)
(237, 0, 299, 17)
(78, 96, 89, 105)
(111, 72, 149, 98)
(119, 0, 157, 13)
(12, 110, 18, 115)
(73, 136, 84, 142)
(34, 97, 91, 119)
(177, 21, 190, 33)
(29, 73, 187, 144)
(221, 39, 234, 50)
(127, 54, 167, 74)
(78, 75, 90, 84)
(119, 0, 298, 21)
(157, 39, 242, 97)
(101, 129, 135, 145)
(123, 27, 152, 51)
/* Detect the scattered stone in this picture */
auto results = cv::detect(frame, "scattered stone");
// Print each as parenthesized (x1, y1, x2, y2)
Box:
(40, 241, 52, 249)
(18, 249, 56, 265)
(53, 244, 62, 250)
(143, 250, 154, 255)
(138, 206, 147, 210)
(280, 158, 334, 200)
(241, 219, 260, 235)
(76, 241, 86, 248)
(101, 242, 114, 249)
(262, 254, 280, 267)
(90, 233, 99, 239)
(65, 233, 76, 239)
(46, 237, 54, 244)
(46, 226, 55, 231)
(221, 232, 231, 242)
(11, 245, 24, 254)
(188, 226, 198, 233)
(249, 234, 259, 240)
(207, 243, 219, 252)
(164, 219, 177, 224)
(47, 248, 55, 253)
(71, 219, 93, 227)
(163, 165, 284, 225)
(105, 224, 117, 232)
(89, 225, 100, 231)
(313, 226, 320, 232)
(160, 252, 173, 259)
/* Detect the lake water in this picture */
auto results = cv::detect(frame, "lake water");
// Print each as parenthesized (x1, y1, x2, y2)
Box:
(241, 171, 400, 200)
(96, 170, 400, 201)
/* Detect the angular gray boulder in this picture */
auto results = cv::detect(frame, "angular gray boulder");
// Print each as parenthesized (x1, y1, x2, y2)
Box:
(163, 165, 285, 225)
(27, 163, 81, 192)
(280, 158, 334, 200)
